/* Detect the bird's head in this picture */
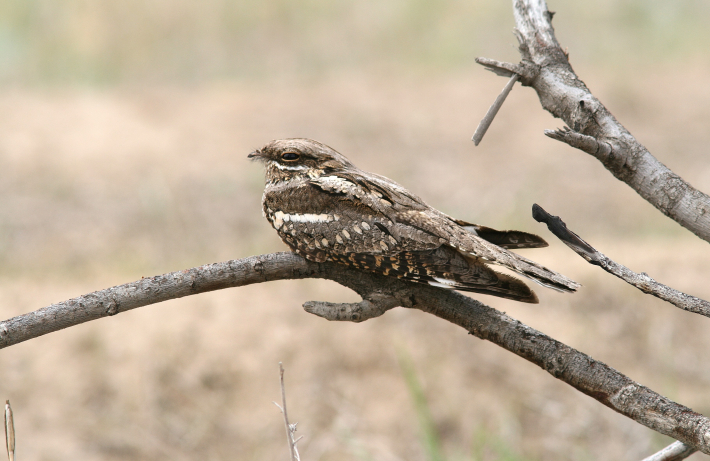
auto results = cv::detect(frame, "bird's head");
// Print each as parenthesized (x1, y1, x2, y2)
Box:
(249, 138, 355, 181)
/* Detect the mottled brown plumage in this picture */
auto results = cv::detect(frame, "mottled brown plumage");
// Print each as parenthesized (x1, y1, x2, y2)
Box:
(249, 138, 579, 303)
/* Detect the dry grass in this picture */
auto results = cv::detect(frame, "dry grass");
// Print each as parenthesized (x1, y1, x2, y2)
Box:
(1, 55, 710, 461)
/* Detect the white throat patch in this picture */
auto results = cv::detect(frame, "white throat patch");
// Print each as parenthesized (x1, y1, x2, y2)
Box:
(272, 163, 309, 171)
(270, 210, 340, 229)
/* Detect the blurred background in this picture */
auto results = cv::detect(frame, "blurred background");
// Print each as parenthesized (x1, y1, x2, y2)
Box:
(1, 0, 710, 459)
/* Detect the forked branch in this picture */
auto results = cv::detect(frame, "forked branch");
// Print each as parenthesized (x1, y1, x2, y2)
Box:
(1, 252, 709, 454)
(476, 0, 710, 243)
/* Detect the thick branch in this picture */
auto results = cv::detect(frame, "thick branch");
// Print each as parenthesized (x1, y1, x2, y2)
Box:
(476, 0, 710, 243)
(532, 204, 710, 317)
(1, 253, 709, 453)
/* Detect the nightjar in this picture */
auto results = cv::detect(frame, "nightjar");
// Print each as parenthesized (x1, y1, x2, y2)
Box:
(249, 138, 579, 303)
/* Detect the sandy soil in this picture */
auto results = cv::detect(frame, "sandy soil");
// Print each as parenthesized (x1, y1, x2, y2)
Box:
(1, 66, 709, 460)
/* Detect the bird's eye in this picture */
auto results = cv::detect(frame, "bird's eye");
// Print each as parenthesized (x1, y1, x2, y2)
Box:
(281, 152, 300, 162)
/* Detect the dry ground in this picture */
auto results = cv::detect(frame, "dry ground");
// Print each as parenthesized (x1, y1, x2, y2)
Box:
(1, 65, 710, 460)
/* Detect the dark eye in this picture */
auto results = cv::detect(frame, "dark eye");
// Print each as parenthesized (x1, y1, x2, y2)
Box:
(281, 152, 300, 162)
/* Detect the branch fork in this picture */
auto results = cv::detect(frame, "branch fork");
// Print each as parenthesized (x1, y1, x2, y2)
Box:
(476, 0, 710, 243)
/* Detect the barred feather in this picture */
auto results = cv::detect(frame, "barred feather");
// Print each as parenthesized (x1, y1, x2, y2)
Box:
(327, 247, 539, 303)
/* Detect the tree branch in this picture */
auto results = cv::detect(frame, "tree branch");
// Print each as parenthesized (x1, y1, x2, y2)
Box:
(4, 401, 14, 461)
(532, 204, 710, 318)
(642, 441, 696, 461)
(471, 73, 519, 146)
(276, 363, 301, 461)
(1, 252, 709, 454)
(476, 0, 710, 243)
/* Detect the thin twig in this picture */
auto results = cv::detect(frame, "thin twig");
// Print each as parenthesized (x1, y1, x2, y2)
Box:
(4, 401, 14, 461)
(641, 441, 697, 461)
(472, 73, 519, 146)
(532, 203, 710, 317)
(277, 363, 301, 461)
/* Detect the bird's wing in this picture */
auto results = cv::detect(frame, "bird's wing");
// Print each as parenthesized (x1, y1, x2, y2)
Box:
(310, 170, 428, 214)
(328, 246, 539, 303)
(394, 209, 580, 293)
(305, 172, 540, 300)
(309, 170, 578, 294)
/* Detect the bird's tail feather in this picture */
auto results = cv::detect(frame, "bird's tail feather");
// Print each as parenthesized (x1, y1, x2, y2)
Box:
(488, 250, 580, 293)
(328, 248, 540, 303)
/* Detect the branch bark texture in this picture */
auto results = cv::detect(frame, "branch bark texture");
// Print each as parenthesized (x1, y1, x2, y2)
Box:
(476, 0, 710, 243)
(1, 253, 709, 454)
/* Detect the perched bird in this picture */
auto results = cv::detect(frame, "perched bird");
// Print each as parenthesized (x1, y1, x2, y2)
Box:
(249, 139, 579, 303)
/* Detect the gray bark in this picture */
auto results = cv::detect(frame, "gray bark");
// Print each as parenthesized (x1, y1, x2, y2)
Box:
(476, 0, 710, 243)
(1, 252, 709, 454)
(642, 441, 697, 461)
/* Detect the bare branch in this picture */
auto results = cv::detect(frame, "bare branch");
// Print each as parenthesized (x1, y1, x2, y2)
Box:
(472, 73, 519, 146)
(532, 204, 710, 318)
(1, 252, 709, 453)
(642, 441, 697, 461)
(4, 401, 14, 461)
(475, 0, 710, 243)
(278, 363, 301, 461)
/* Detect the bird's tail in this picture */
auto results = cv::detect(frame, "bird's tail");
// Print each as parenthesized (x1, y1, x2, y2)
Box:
(489, 249, 580, 293)
(328, 248, 541, 303)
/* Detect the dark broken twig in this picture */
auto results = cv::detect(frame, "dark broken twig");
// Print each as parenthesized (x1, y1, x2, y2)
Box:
(532, 204, 710, 318)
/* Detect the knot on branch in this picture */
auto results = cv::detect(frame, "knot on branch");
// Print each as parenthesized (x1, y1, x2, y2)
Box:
(569, 95, 603, 132)
(303, 291, 410, 323)
(104, 299, 120, 316)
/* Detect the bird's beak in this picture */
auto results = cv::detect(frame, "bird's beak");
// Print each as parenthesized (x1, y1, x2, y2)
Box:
(247, 150, 260, 159)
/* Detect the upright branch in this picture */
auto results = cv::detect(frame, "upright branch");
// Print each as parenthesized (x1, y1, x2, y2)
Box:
(476, 0, 710, 243)
(1, 253, 709, 454)
(4, 401, 14, 461)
